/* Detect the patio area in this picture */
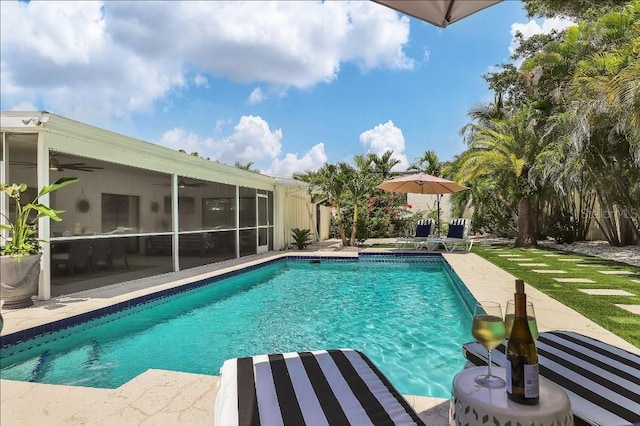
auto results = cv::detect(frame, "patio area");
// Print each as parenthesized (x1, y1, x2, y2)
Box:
(1, 246, 637, 425)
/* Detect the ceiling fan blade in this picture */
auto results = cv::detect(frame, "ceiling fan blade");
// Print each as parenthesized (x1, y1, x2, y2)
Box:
(152, 181, 207, 187)
(9, 160, 37, 166)
(64, 164, 104, 171)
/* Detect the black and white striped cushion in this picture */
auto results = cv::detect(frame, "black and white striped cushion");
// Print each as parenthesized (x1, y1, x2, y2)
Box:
(215, 349, 425, 426)
(462, 330, 640, 426)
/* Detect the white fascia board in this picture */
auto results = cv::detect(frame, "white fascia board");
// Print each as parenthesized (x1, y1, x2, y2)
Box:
(0, 110, 50, 128)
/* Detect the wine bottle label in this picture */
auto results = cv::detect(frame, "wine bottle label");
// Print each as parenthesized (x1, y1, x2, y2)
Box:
(524, 363, 539, 398)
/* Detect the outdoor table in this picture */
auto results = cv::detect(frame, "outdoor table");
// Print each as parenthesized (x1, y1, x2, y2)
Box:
(450, 366, 573, 426)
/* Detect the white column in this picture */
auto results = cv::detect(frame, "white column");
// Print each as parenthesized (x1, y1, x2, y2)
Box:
(37, 131, 51, 300)
(171, 174, 179, 272)
(235, 185, 240, 259)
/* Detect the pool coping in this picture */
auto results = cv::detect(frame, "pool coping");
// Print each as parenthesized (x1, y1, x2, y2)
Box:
(1, 251, 449, 345)
(1, 249, 638, 425)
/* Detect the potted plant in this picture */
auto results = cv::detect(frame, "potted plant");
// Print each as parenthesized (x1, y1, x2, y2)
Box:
(1, 177, 78, 309)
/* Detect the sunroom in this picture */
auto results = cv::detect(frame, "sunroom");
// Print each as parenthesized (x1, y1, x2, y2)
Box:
(0, 111, 315, 300)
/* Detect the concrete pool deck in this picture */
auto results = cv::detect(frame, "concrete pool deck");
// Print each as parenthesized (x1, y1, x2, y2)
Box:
(1, 249, 638, 425)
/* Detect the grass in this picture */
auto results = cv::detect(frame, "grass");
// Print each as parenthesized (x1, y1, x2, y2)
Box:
(472, 244, 640, 348)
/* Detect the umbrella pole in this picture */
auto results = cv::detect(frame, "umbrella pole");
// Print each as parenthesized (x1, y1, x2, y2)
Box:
(437, 194, 441, 236)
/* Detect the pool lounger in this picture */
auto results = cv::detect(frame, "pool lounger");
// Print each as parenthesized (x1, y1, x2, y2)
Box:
(462, 330, 640, 426)
(215, 348, 425, 425)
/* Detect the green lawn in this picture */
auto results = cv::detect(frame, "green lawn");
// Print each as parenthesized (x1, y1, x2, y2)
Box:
(472, 245, 640, 348)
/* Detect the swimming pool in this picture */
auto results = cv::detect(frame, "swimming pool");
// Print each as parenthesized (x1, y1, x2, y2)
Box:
(0, 255, 475, 398)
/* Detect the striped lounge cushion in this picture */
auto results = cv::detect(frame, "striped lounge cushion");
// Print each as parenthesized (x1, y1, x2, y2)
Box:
(215, 348, 425, 426)
(462, 330, 640, 426)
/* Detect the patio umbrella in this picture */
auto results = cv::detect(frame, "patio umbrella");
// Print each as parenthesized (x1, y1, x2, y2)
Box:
(376, 172, 468, 234)
(372, 0, 502, 28)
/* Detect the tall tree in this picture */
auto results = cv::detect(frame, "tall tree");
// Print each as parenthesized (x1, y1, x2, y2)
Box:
(523, 0, 628, 20)
(409, 150, 443, 176)
(233, 161, 260, 173)
(338, 162, 371, 246)
(294, 163, 348, 246)
(457, 107, 542, 246)
(354, 150, 401, 182)
(527, 2, 640, 244)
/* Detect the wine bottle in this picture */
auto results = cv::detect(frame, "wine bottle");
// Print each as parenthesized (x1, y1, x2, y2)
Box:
(506, 279, 539, 405)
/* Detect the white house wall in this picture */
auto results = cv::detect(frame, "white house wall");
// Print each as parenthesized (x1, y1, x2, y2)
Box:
(318, 205, 332, 240)
(275, 186, 315, 249)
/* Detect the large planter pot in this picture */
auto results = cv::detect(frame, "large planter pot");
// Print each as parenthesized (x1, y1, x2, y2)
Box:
(0, 253, 42, 309)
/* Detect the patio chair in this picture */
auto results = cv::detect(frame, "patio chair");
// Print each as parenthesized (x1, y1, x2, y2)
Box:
(462, 330, 640, 426)
(91, 238, 113, 271)
(438, 218, 473, 252)
(51, 239, 94, 276)
(396, 219, 434, 249)
(109, 237, 129, 269)
(215, 348, 426, 425)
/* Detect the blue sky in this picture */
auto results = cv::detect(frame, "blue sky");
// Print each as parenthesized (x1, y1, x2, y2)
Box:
(1, 1, 573, 177)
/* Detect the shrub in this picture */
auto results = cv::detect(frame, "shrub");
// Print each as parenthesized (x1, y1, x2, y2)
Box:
(290, 228, 312, 250)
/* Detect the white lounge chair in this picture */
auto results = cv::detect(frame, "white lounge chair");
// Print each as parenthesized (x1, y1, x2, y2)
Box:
(430, 218, 473, 252)
(462, 330, 640, 426)
(215, 348, 426, 425)
(396, 219, 434, 249)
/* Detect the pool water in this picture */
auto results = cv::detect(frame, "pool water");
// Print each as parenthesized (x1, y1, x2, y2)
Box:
(0, 258, 474, 398)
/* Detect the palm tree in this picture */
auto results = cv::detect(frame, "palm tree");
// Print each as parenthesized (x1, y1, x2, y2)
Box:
(457, 107, 541, 246)
(466, 93, 506, 125)
(408, 150, 443, 176)
(234, 161, 260, 173)
(336, 162, 371, 246)
(354, 151, 401, 182)
(534, 4, 640, 244)
(294, 164, 348, 246)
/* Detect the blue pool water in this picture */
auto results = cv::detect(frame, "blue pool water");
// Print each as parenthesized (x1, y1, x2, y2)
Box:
(0, 257, 475, 398)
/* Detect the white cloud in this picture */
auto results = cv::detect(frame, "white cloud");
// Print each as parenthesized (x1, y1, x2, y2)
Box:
(9, 101, 39, 111)
(359, 120, 409, 170)
(509, 17, 576, 56)
(157, 127, 213, 157)
(247, 87, 265, 105)
(212, 115, 282, 164)
(156, 115, 327, 178)
(265, 143, 328, 178)
(0, 1, 412, 121)
(423, 48, 431, 62)
(193, 74, 209, 88)
(0, 1, 185, 122)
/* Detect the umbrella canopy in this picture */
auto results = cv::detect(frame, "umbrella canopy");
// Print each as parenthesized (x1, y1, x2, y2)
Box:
(372, 0, 502, 28)
(377, 172, 468, 234)
(377, 172, 467, 195)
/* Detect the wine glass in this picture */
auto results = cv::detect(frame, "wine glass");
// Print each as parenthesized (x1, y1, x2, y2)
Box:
(472, 301, 506, 388)
(505, 300, 538, 340)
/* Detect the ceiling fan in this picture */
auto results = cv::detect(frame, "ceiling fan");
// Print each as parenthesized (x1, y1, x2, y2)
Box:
(48, 153, 104, 172)
(10, 153, 104, 172)
(153, 179, 209, 188)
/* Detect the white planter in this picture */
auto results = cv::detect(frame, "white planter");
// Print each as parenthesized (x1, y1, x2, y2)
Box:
(0, 253, 41, 309)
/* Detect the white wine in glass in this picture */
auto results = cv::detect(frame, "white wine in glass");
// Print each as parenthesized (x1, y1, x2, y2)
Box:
(472, 301, 506, 388)
(505, 300, 538, 340)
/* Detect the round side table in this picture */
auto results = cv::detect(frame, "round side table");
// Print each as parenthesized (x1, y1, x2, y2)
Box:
(450, 366, 573, 426)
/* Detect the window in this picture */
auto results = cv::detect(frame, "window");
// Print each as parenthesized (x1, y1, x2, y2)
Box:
(102, 194, 140, 233)
(202, 198, 235, 229)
